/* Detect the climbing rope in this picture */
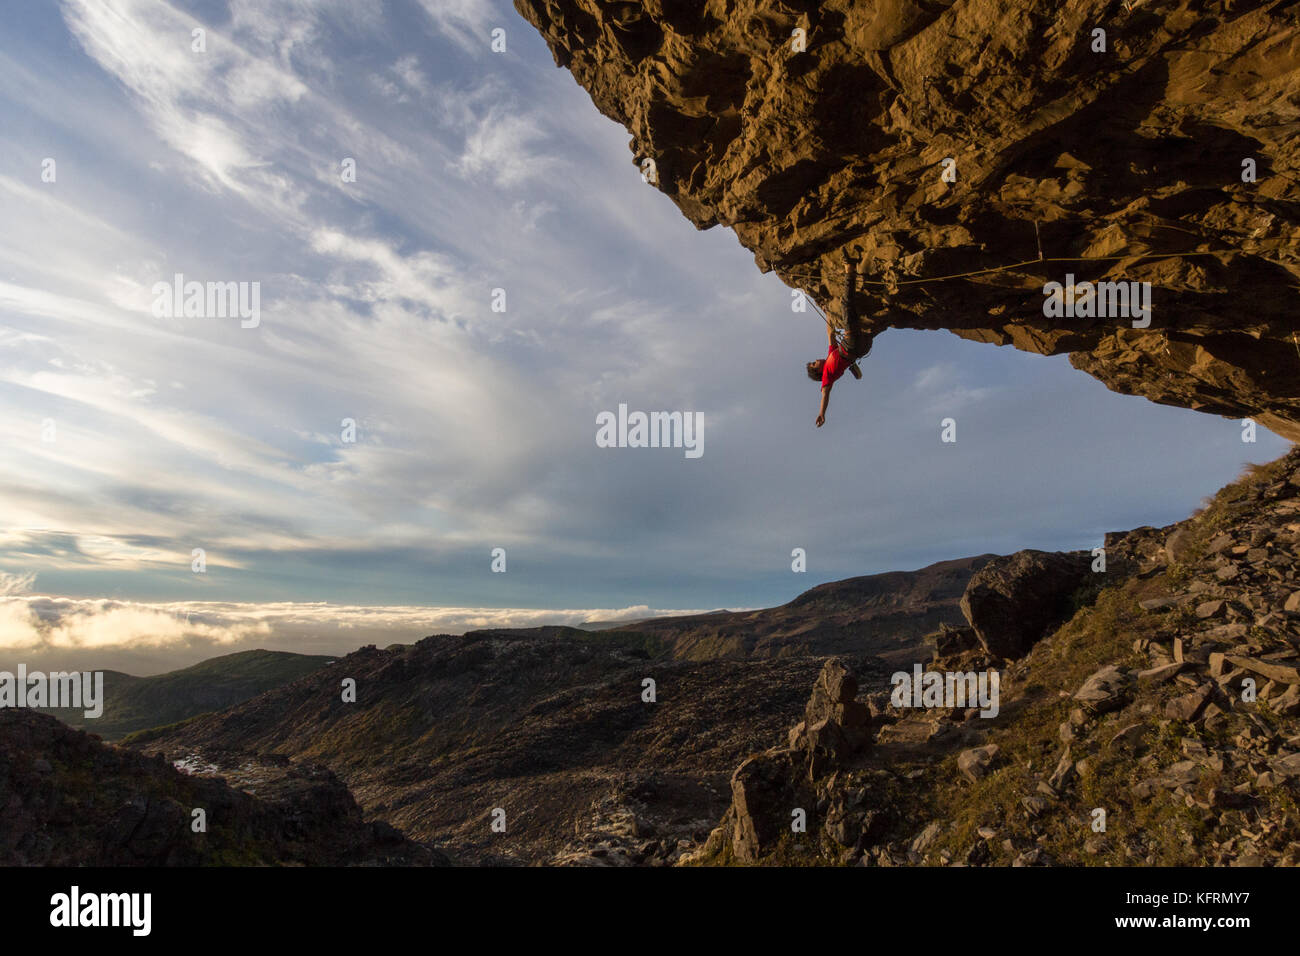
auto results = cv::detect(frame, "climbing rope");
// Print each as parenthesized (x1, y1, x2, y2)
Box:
(805, 290, 839, 339)
(791, 235, 1296, 338)
(784, 242, 1292, 289)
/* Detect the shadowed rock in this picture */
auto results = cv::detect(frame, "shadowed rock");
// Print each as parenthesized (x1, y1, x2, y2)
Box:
(789, 657, 873, 775)
(0, 710, 443, 866)
(729, 748, 809, 862)
(731, 658, 873, 860)
(960, 550, 1094, 658)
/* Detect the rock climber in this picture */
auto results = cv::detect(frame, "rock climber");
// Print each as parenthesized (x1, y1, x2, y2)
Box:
(808, 253, 876, 427)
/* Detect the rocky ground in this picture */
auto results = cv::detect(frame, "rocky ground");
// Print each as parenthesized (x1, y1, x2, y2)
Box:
(514, 0, 1300, 439)
(695, 447, 1300, 866)
(119, 559, 982, 866)
(126, 631, 896, 865)
(0, 709, 442, 866)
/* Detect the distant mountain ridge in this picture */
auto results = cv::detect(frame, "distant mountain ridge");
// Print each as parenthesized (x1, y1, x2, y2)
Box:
(34, 649, 334, 741)
(608, 555, 995, 662)
(34, 558, 980, 744)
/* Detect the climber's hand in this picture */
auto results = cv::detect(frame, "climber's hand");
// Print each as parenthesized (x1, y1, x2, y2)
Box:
(815, 414, 825, 428)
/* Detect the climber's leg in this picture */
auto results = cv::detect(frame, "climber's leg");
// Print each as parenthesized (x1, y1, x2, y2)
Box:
(840, 254, 859, 355)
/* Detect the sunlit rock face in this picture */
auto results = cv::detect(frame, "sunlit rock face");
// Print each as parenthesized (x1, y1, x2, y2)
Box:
(515, 0, 1300, 440)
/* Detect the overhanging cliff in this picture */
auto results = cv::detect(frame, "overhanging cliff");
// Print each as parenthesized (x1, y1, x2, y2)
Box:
(515, 0, 1300, 440)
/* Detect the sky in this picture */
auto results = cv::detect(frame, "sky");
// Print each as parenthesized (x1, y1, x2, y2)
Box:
(0, 0, 1289, 674)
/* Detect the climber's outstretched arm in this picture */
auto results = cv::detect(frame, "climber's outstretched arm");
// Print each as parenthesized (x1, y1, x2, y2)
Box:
(816, 384, 831, 427)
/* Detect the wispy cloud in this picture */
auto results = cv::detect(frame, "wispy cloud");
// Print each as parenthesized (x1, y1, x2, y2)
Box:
(415, 0, 496, 55)
(453, 106, 555, 187)
(0, 571, 36, 596)
(62, 0, 306, 205)
(911, 359, 995, 412)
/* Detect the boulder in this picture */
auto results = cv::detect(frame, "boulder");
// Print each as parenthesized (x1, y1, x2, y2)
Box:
(1165, 528, 1195, 564)
(729, 749, 808, 863)
(1271, 684, 1300, 716)
(1271, 753, 1300, 779)
(824, 809, 861, 848)
(1225, 656, 1300, 685)
(1175, 637, 1223, 664)
(1165, 683, 1213, 722)
(1196, 600, 1227, 619)
(1020, 795, 1050, 818)
(1109, 723, 1149, 750)
(1139, 596, 1178, 611)
(1156, 760, 1202, 789)
(875, 717, 943, 746)
(959, 550, 1095, 658)
(1138, 662, 1185, 685)
(1209, 652, 1231, 678)
(909, 821, 942, 857)
(805, 658, 858, 714)
(1047, 751, 1076, 792)
(790, 657, 872, 775)
(933, 623, 981, 657)
(1073, 664, 1134, 714)
(957, 744, 1000, 782)
(1206, 534, 1234, 555)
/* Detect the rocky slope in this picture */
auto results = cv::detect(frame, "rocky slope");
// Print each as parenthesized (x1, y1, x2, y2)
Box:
(515, 0, 1300, 439)
(0, 710, 442, 865)
(696, 447, 1300, 866)
(126, 630, 893, 865)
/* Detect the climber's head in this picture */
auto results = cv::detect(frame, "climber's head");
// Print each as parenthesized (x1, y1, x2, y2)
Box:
(806, 359, 825, 382)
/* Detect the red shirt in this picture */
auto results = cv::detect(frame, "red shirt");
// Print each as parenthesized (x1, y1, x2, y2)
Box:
(822, 343, 849, 387)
